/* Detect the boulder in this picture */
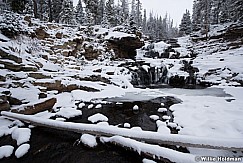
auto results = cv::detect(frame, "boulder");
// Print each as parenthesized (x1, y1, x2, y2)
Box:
(35, 27, 50, 40)
(107, 36, 144, 59)
(11, 97, 57, 115)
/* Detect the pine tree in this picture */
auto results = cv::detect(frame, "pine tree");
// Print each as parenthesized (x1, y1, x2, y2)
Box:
(76, 0, 85, 24)
(121, 0, 129, 23)
(59, 0, 76, 24)
(83, 0, 99, 24)
(97, 0, 105, 24)
(142, 9, 147, 34)
(106, 0, 115, 26)
(179, 10, 192, 36)
(52, 0, 62, 23)
(10, 0, 27, 13)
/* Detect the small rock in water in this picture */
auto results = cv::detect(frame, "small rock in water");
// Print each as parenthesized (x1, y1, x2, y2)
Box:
(162, 115, 171, 120)
(95, 104, 102, 109)
(88, 104, 94, 109)
(161, 103, 165, 107)
(133, 105, 139, 110)
(158, 107, 167, 113)
(88, 113, 108, 123)
(124, 123, 131, 128)
(80, 134, 97, 148)
(149, 115, 160, 121)
(78, 103, 85, 108)
(15, 144, 30, 158)
(167, 122, 177, 128)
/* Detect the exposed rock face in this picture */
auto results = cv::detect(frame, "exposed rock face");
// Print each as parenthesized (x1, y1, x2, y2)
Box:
(107, 36, 144, 59)
(33, 80, 99, 93)
(0, 48, 22, 63)
(11, 98, 57, 115)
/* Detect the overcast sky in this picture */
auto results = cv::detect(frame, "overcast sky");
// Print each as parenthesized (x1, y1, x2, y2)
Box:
(73, 0, 193, 27)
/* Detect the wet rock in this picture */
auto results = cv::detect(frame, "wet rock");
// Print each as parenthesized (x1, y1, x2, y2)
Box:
(169, 75, 185, 88)
(11, 98, 57, 115)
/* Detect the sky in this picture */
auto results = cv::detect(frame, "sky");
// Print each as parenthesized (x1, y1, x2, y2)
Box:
(73, 0, 193, 27)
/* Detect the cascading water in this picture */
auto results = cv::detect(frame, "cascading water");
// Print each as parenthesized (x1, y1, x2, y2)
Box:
(130, 61, 168, 87)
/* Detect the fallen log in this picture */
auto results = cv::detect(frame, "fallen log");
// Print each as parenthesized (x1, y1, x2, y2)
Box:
(2, 111, 243, 151)
(101, 136, 195, 163)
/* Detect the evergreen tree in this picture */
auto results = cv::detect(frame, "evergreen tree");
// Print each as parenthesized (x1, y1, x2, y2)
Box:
(106, 0, 115, 26)
(59, 0, 76, 24)
(97, 0, 105, 24)
(83, 0, 99, 24)
(10, 0, 27, 13)
(121, 0, 129, 23)
(179, 10, 192, 36)
(52, 0, 62, 23)
(142, 9, 147, 34)
(76, 0, 85, 24)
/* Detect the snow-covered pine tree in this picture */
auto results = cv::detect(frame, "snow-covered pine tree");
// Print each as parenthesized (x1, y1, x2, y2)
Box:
(106, 0, 116, 26)
(75, 0, 85, 24)
(10, 0, 27, 13)
(179, 9, 192, 36)
(59, 0, 76, 25)
(121, 0, 129, 23)
(135, 0, 142, 27)
(97, 0, 105, 24)
(101, 9, 110, 28)
(142, 9, 147, 34)
(52, 0, 62, 23)
(83, 0, 99, 24)
(230, 0, 243, 21)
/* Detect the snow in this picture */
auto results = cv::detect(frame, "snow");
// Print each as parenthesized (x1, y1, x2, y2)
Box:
(56, 107, 82, 119)
(124, 123, 131, 128)
(2, 111, 243, 150)
(95, 104, 102, 109)
(11, 128, 31, 146)
(156, 120, 170, 134)
(142, 159, 157, 163)
(78, 103, 85, 108)
(133, 105, 139, 110)
(88, 104, 94, 109)
(157, 108, 167, 113)
(88, 113, 108, 123)
(0, 145, 14, 159)
(105, 31, 135, 40)
(80, 134, 97, 148)
(101, 136, 195, 163)
(149, 115, 159, 121)
(15, 144, 30, 158)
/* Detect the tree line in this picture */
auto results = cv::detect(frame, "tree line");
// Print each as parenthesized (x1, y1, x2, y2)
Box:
(179, 0, 243, 36)
(0, 0, 178, 40)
